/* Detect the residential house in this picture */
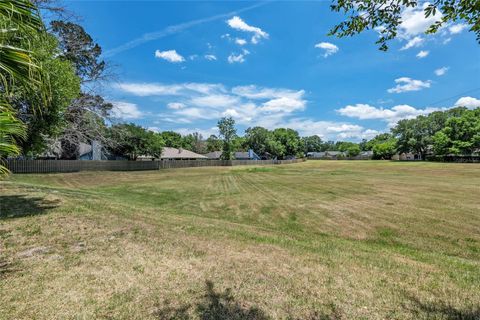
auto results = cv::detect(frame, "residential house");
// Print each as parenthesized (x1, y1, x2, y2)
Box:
(204, 151, 222, 159)
(160, 147, 207, 160)
(234, 149, 261, 160)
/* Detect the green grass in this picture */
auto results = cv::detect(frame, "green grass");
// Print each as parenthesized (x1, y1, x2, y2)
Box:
(1, 161, 479, 319)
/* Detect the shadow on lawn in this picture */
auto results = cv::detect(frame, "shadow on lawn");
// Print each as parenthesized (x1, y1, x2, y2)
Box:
(154, 280, 268, 320)
(0, 194, 59, 219)
(406, 295, 480, 320)
(154, 280, 343, 320)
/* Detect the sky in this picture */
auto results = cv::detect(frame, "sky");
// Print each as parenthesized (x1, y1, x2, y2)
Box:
(62, 1, 480, 141)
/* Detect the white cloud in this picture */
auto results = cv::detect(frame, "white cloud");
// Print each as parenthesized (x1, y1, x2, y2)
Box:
(110, 101, 143, 120)
(190, 94, 240, 108)
(167, 102, 186, 110)
(235, 38, 247, 45)
(337, 103, 440, 126)
(154, 49, 185, 63)
(232, 85, 304, 100)
(314, 42, 339, 57)
(387, 77, 431, 93)
(147, 126, 161, 133)
(278, 118, 379, 141)
(261, 97, 306, 113)
(398, 4, 442, 39)
(454, 96, 480, 109)
(228, 49, 250, 63)
(434, 66, 449, 76)
(416, 50, 429, 58)
(226, 16, 269, 44)
(449, 23, 468, 34)
(204, 54, 217, 61)
(400, 36, 424, 50)
(174, 127, 219, 138)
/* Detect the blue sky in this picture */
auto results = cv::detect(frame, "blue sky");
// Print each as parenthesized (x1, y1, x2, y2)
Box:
(64, 1, 480, 141)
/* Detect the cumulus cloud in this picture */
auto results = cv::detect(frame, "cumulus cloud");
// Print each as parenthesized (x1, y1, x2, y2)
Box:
(235, 38, 247, 45)
(228, 49, 250, 63)
(400, 36, 424, 50)
(434, 66, 449, 76)
(167, 102, 186, 110)
(387, 77, 431, 93)
(226, 16, 269, 44)
(449, 23, 468, 34)
(337, 103, 441, 126)
(416, 50, 429, 58)
(314, 42, 339, 57)
(454, 96, 480, 109)
(110, 101, 143, 120)
(204, 54, 217, 61)
(398, 3, 442, 39)
(154, 49, 185, 63)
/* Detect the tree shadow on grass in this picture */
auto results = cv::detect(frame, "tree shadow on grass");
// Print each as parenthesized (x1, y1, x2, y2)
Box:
(406, 294, 480, 320)
(0, 195, 59, 219)
(154, 280, 344, 320)
(154, 280, 269, 320)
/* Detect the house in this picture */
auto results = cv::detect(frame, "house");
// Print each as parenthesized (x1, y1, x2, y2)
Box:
(160, 147, 207, 160)
(307, 151, 346, 159)
(234, 149, 261, 160)
(204, 151, 222, 159)
(79, 140, 109, 160)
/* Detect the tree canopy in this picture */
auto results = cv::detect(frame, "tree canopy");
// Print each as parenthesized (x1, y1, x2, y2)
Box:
(329, 0, 480, 50)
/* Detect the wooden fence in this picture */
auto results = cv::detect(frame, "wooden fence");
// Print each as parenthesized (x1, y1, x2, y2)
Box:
(4, 158, 305, 173)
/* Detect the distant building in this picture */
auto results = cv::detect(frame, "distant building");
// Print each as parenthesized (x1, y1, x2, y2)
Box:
(234, 149, 261, 160)
(160, 147, 207, 160)
(79, 141, 109, 160)
(307, 150, 373, 160)
(204, 151, 222, 159)
(307, 151, 346, 159)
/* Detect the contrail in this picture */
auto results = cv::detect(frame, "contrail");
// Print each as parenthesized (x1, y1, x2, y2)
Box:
(103, 2, 269, 58)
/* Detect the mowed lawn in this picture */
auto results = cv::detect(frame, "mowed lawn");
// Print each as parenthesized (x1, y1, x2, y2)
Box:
(0, 161, 479, 319)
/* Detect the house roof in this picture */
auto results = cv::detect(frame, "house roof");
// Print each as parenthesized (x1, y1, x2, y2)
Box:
(234, 152, 251, 159)
(161, 147, 207, 159)
(204, 151, 222, 159)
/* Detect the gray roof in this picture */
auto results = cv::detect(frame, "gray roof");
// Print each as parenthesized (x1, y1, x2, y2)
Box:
(234, 152, 251, 159)
(204, 151, 222, 159)
(161, 147, 207, 159)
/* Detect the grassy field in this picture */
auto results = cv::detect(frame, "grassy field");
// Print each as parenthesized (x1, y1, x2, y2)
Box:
(0, 161, 479, 319)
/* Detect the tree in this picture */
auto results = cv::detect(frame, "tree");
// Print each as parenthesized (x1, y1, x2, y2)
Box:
(302, 135, 323, 153)
(0, 0, 45, 175)
(244, 126, 272, 156)
(217, 117, 237, 160)
(206, 134, 222, 152)
(180, 132, 205, 153)
(329, 0, 480, 51)
(391, 107, 469, 159)
(272, 128, 303, 159)
(57, 93, 112, 159)
(432, 108, 480, 155)
(50, 20, 106, 83)
(372, 140, 397, 159)
(12, 33, 80, 155)
(161, 131, 183, 148)
(108, 124, 164, 160)
(0, 106, 26, 176)
(346, 144, 361, 157)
